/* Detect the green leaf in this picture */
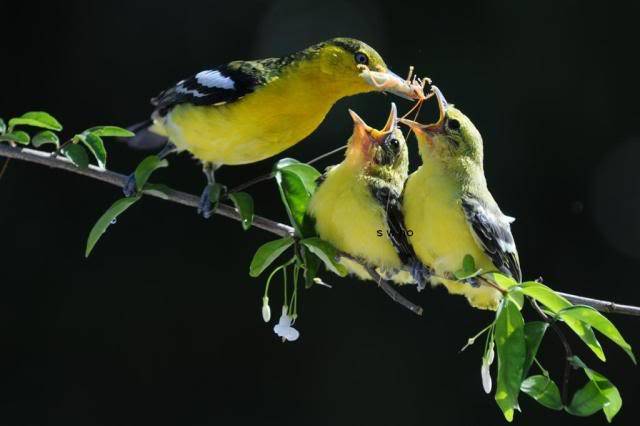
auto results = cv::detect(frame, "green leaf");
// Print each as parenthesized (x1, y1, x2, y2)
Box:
(142, 183, 174, 200)
(301, 247, 321, 288)
(521, 375, 563, 410)
(32, 130, 60, 148)
(79, 133, 107, 168)
(522, 321, 548, 379)
(566, 356, 622, 421)
(208, 183, 225, 211)
(134, 155, 168, 192)
(520, 282, 605, 361)
(8, 111, 62, 131)
(62, 144, 89, 168)
(0, 131, 30, 145)
(300, 237, 348, 277)
(463, 254, 476, 273)
(494, 298, 526, 422)
(0, 118, 6, 133)
(491, 273, 519, 290)
(275, 158, 321, 194)
(249, 237, 294, 277)
(86, 126, 134, 137)
(228, 192, 254, 230)
(275, 167, 314, 236)
(566, 380, 610, 417)
(557, 305, 635, 364)
(85, 196, 141, 257)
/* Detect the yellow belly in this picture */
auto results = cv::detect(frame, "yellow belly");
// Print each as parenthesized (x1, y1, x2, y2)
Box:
(403, 167, 501, 309)
(308, 162, 403, 280)
(157, 65, 352, 166)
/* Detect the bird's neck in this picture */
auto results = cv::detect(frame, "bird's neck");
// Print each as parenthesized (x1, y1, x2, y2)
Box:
(419, 153, 486, 195)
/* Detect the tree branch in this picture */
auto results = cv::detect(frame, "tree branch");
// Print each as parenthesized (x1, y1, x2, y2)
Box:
(2, 143, 640, 317)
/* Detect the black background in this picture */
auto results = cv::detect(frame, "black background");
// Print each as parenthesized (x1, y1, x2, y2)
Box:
(1, 1, 639, 425)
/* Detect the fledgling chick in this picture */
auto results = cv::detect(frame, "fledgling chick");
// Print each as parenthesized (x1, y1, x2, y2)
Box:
(400, 87, 521, 309)
(126, 38, 425, 217)
(307, 104, 415, 283)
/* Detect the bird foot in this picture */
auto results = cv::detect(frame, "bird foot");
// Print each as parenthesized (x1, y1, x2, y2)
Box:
(197, 184, 227, 219)
(409, 260, 432, 292)
(123, 173, 137, 197)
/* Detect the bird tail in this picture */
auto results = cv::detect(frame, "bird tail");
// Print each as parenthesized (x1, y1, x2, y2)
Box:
(122, 119, 168, 151)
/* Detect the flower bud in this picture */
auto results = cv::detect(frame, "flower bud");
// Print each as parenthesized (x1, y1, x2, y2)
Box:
(261, 296, 271, 322)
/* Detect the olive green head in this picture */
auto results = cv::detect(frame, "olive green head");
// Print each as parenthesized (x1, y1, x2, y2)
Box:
(401, 86, 483, 166)
(346, 103, 409, 188)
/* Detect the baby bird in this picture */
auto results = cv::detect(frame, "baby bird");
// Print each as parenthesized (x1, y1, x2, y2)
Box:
(126, 38, 424, 217)
(400, 87, 521, 309)
(307, 103, 416, 283)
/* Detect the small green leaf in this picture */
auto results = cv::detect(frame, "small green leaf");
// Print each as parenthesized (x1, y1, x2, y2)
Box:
(32, 130, 60, 148)
(520, 282, 605, 361)
(249, 237, 294, 277)
(62, 144, 89, 168)
(142, 183, 174, 200)
(300, 237, 348, 277)
(566, 381, 610, 417)
(463, 254, 476, 273)
(567, 356, 622, 422)
(9, 111, 62, 131)
(557, 305, 635, 364)
(86, 126, 134, 137)
(228, 192, 254, 230)
(85, 196, 141, 257)
(301, 247, 321, 288)
(521, 375, 563, 410)
(275, 158, 321, 194)
(0, 131, 30, 145)
(494, 298, 526, 422)
(491, 273, 519, 290)
(134, 155, 168, 192)
(79, 133, 107, 168)
(522, 321, 548, 379)
(208, 183, 225, 212)
(275, 167, 314, 236)
(0, 118, 6, 133)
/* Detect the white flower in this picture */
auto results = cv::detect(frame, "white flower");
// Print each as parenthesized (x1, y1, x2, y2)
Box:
(261, 296, 271, 322)
(273, 306, 300, 342)
(481, 342, 495, 394)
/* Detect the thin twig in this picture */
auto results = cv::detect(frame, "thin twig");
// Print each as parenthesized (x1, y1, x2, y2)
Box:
(0, 158, 10, 181)
(2, 143, 640, 317)
(530, 298, 572, 405)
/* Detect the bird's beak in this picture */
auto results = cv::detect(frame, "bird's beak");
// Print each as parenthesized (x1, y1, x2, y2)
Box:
(380, 103, 398, 136)
(349, 109, 374, 147)
(358, 65, 426, 101)
(399, 85, 448, 136)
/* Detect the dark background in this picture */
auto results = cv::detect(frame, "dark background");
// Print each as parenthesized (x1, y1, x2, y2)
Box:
(1, 0, 639, 425)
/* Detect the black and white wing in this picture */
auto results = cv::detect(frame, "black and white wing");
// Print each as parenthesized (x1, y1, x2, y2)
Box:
(151, 59, 279, 115)
(461, 194, 521, 281)
(370, 186, 416, 265)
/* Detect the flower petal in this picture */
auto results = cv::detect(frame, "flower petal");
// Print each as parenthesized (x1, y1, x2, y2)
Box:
(481, 362, 492, 394)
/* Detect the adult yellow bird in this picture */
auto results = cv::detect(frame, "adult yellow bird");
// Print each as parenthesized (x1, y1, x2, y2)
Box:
(307, 103, 416, 284)
(125, 38, 424, 217)
(400, 87, 521, 309)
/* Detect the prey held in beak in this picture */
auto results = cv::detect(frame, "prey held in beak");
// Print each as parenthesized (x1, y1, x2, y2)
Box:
(399, 85, 448, 135)
(358, 65, 426, 101)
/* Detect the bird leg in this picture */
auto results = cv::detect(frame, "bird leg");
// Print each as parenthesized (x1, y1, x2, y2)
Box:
(197, 162, 222, 219)
(123, 142, 177, 197)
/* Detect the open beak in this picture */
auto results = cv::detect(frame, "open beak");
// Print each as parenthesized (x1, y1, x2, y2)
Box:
(380, 102, 398, 135)
(399, 85, 448, 135)
(349, 109, 374, 148)
(359, 65, 426, 101)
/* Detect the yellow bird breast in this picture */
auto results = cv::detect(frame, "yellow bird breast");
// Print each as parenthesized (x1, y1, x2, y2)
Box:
(159, 65, 347, 166)
(308, 163, 403, 280)
(403, 166, 501, 309)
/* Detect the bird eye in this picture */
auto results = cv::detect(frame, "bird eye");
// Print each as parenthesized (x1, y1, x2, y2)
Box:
(354, 52, 369, 65)
(388, 138, 400, 149)
(447, 119, 461, 131)
(385, 136, 400, 154)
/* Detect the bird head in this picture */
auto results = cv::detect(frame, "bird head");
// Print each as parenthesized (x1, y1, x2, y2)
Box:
(346, 103, 409, 185)
(313, 38, 425, 101)
(401, 86, 483, 166)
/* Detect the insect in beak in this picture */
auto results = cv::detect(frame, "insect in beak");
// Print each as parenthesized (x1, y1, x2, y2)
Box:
(358, 65, 426, 101)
